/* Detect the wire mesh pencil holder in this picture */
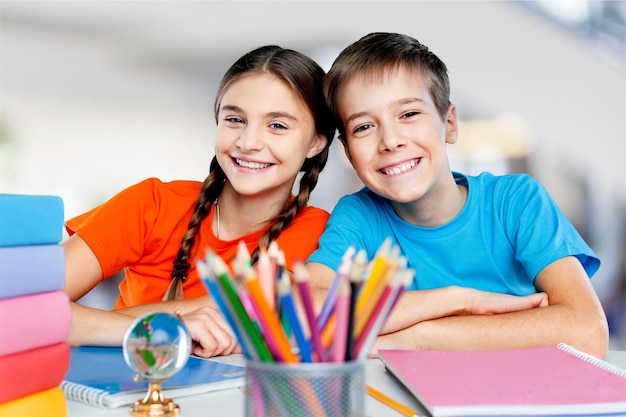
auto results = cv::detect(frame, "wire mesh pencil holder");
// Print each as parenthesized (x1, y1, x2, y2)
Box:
(244, 360, 365, 417)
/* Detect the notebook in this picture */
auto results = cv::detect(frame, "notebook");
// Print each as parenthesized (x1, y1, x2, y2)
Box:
(378, 343, 626, 417)
(61, 346, 246, 408)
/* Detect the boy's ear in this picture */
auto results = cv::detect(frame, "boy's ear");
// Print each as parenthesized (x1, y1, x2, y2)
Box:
(445, 105, 459, 145)
(306, 133, 328, 158)
(343, 141, 354, 165)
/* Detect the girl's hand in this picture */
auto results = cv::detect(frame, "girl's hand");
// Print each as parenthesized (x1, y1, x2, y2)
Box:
(181, 306, 242, 358)
(463, 288, 548, 316)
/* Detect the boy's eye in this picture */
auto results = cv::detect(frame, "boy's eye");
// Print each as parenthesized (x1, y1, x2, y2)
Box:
(401, 111, 420, 119)
(353, 124, 373, 134)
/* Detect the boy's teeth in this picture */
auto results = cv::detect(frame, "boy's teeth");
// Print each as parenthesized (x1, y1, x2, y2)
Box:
(383, 160, 415, 175)
(236, 158, 271, 169)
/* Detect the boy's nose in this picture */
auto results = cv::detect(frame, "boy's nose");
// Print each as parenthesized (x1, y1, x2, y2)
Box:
(379, 125, 406, 152)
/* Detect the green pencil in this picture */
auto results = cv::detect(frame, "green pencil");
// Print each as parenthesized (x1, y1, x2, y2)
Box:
(208, 250, 274, 362)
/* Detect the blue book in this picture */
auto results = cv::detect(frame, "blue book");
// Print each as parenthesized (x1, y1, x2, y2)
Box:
(0, 194, 64, 246)
(61, 346, 246, 408)
(0, 244, 65, 299)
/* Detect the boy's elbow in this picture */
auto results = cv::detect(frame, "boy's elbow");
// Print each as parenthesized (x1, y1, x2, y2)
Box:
(576, 314, 609, 359)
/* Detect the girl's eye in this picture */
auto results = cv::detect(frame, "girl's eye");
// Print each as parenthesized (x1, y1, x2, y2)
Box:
(269, 122, 287, 130)
(225, 116, 244, 124)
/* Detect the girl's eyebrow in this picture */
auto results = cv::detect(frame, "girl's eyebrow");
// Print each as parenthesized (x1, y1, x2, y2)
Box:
(220, 104, 243, 113)
(220, 106, 298, 122)
(265, 111, 298, 121)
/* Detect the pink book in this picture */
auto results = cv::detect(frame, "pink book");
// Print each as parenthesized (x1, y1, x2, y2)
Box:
(0, 290, 71, 356)
(378, 344, 626, 416)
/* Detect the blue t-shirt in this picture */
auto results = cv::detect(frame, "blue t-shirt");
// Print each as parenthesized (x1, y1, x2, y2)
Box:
(307, 172, 600, 295)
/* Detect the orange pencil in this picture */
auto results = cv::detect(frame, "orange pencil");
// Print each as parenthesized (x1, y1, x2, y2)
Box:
(243, 263, 298, 363)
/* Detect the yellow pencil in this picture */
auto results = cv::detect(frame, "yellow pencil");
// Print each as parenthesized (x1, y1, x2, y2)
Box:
(366, 384, 420, 417)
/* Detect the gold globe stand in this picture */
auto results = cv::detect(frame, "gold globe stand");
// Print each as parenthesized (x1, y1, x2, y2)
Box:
(130, 380, 180, 417)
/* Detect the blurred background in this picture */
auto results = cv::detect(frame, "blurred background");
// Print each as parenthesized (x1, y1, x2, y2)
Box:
(1, 1, 625, 348)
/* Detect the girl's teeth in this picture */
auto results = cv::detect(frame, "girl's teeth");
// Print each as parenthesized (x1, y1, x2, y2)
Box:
(236, 158, 271, 169)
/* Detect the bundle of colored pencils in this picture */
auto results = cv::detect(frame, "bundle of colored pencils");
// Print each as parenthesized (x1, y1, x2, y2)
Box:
(196, 238, 412, 363)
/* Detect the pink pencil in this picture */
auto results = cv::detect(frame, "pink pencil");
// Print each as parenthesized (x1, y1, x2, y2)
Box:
(293, 262, 327, 362)
(330, 279, 351, 362)
(257, 249, 276, 311)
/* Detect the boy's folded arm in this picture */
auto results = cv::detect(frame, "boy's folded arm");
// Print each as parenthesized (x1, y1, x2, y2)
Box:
(374, 256, 609, 359)
(380, 286, 547, 335)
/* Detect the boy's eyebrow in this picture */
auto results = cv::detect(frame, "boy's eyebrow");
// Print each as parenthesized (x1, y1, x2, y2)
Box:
(220, 105, 298, 121)
(344, 97, 426, 125)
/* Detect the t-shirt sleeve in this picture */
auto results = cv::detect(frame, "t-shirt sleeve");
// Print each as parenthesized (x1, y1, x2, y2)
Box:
(501, 174, 601, 279)
(306, 192, 379, 271)
(65, 178, 162, 278)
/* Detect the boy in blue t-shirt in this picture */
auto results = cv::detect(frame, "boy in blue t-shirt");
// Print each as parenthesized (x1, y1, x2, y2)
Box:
(307, 32, 608, 358)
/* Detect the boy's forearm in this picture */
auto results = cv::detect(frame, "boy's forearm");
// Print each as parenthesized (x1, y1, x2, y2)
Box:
(379, 286, 547, 335)
(375, 303, 609, 359)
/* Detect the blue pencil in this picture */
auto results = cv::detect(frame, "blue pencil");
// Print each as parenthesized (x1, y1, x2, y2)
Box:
(277, 269, 313, 362)
(196, 257, 256, 359)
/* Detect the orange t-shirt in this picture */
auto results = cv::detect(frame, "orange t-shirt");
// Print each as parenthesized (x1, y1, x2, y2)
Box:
(66, 177, 329, 309)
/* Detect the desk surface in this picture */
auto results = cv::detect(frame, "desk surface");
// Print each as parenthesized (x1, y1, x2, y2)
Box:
(67, 350, 626, 417)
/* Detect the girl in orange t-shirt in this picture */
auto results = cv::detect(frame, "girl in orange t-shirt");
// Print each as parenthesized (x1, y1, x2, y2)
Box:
(63, 45, 335, 358)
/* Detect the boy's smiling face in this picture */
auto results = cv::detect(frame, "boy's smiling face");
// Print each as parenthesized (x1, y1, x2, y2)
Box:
(337, 65, 459, 210)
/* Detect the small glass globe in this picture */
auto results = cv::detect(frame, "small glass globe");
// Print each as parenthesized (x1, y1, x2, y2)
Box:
(123, 312, 192, 382)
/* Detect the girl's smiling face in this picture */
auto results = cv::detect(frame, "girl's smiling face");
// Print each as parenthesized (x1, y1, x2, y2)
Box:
(337, 66, 458, 209)
(215, 72, 326, 201)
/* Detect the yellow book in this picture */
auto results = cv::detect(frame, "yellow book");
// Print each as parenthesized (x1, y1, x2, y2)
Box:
(0, 387, 67, 417)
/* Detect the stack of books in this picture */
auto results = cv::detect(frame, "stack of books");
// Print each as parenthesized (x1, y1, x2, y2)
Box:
(0, 194, 71, 416)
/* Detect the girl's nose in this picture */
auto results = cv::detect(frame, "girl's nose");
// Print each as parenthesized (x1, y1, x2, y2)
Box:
(236, 126, 264, 152)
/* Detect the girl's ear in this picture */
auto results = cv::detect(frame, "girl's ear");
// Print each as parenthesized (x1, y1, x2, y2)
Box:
(445, 104, 459, 145)
(306, 133, 328, 158)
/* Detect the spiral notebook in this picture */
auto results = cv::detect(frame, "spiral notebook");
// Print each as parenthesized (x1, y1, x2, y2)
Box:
(378, 343, 626, 417)
(61, 346, 245, 408)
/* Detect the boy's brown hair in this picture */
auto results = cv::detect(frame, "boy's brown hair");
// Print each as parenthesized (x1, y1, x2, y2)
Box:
(323, 32, 451, 142)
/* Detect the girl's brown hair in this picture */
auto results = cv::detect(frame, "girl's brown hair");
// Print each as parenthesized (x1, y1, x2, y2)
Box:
(164, 45, 335, 300)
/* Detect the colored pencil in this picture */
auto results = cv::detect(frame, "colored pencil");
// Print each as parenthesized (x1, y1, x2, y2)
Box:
(242, 261, 298, 363)
(257, 249, 276, 311)
(277, 269, 313, 362)
(317, 245, 355, 330)
(331, 279, 351, 363)
(356, 269, 413, 361)
(366, 385, 419, 417)
(356, 237, 392, 315)
(344, 268, 363, 361)
(208, 250, 274, 362)
(355, 245, 399, 338)
(293, 262, 327, 362)
(196, 258, 255, 359)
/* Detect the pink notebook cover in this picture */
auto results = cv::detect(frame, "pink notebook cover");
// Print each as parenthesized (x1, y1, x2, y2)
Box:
(378, 344, 626, 416)
(0, 290, 71, 356)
